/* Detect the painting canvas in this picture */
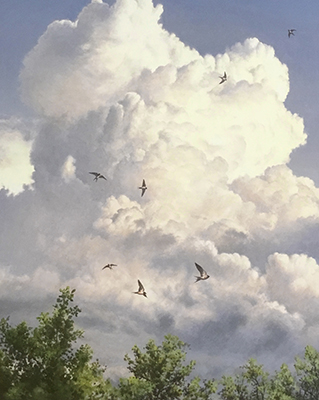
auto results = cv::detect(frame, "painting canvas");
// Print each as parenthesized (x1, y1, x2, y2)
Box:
(1, 0, 319, 397)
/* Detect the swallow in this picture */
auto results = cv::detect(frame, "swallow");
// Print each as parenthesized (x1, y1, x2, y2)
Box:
(89, 172, 107, 181)
(139, 179, 147, 197)
(102, 263, 117, 270)
(133, 280, 147, 297)
(194, 262, 210, 283)
(288, 29, 296, 38)
(219, 72, 227, 84)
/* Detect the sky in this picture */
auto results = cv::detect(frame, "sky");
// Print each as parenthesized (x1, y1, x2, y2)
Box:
(1, 0, 319, 381)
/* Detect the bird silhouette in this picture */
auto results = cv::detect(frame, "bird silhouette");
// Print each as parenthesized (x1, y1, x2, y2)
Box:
(219, 72, 227, 84)
(102, 263, 117, 270)
(194, 262, 210, 283)
(288, 29, 296, 38)
(134, 280, 147, 297)
(89, 172, 107, 181)
(139, 179, 147, 197)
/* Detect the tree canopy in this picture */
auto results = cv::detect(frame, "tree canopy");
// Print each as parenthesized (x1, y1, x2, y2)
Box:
(1, 287, 319, 400)
(118, 334, 217, 400)
(218, 347, 319, 400)
(0, 287, 111, 400)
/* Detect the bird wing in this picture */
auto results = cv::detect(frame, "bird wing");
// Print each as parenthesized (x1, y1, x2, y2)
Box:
(138, 280, 145, 291)
(195, 262, 204, 275)
(100, 175, 107, 180)
(142, 179, 146, 186)
(89, 172, 99, 177)
(141, 188, 146, 197)
(110, 264, 117, 266)
(195, 262, 208, 278)
(102, 264, 109, 270)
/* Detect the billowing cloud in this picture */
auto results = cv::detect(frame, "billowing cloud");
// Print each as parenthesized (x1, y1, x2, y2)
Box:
(231, 165, 319, 234)
(19, 0, 308, 248)
(266, 253, 319, 321)
(1, 0, 319, 380)
(0, 119, 34, 195)
(20, 0, 198, 120)
(61, 155, 77, 182)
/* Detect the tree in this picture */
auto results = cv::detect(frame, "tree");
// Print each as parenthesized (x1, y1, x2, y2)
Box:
(0, 287, 112, 400)
(219, 374, 249, 400)
(219, 359, 269, 400)
(118, 334, 217, 400)
(219, 359, 296, 400)
(268, 363, 296, 400)
(295, 345, 319, 400)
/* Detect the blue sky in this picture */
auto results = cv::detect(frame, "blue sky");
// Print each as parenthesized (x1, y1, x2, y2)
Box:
(1, 0, 319, 380)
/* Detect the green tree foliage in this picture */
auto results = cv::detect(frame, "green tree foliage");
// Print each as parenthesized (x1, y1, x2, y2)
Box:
(295, 345, 319, 400)
(268, 363, 296, 400)
(219, 350, 319, 400)
(118, 334, 217, 400)
(0, 287, 112, 400)
(220, 359, 298, 400)
(219, 359, 269, 400)
(3, 286, 319, 400)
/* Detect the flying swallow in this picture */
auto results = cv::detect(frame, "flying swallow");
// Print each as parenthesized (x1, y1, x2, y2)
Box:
(194, 262, 210, 283)
(288, 29, 296, 38)
(139, 179, 147, 197)
(89, 172, 107, 181)
(219, 72, 227, 84)
(133, 280, 147, 297)
(102, 263, 117, 270)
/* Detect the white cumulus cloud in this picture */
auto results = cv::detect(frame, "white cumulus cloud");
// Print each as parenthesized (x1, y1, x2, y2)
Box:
(1, 0, 319, 379)
(0, 119, 34, 195)
(20, 0, 198, 121)
(61, 155, 77, 182)
(266, 253, 319, 321)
